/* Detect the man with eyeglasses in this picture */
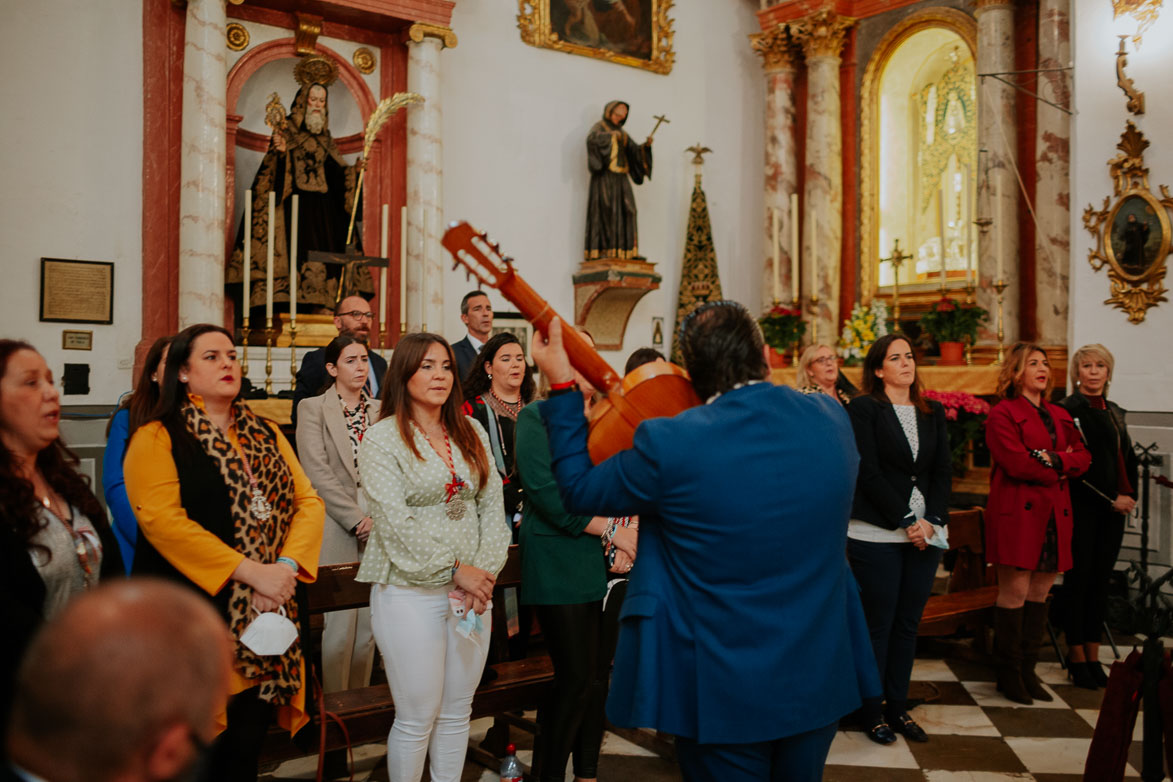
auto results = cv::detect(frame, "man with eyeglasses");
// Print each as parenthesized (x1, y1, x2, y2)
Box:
(291, 295, 389, 427)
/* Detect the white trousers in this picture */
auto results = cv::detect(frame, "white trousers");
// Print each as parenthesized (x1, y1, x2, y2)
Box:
(322, 607, 376, 692)
(370, 583, 491, 782)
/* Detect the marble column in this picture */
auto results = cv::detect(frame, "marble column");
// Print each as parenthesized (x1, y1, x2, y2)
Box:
(975, 0, 1019, 343)
(751, 25, 801, 313)
(178, 0, 227, 328)
(406, 24, 456, 333)
(791, 10, 853, 345)
(1034, 0, 1070, 344)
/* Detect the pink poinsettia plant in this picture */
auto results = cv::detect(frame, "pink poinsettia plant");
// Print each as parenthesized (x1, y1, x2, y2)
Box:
(923, 390, 991, 475)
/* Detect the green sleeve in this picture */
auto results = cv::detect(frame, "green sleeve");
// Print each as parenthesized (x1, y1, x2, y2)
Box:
(515, 403, 593, 536)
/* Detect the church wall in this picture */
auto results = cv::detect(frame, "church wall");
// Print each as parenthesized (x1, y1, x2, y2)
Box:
(439, 2, 765, 369)
(0, 1, 143, 406)
(1070, 1, 1173, 414)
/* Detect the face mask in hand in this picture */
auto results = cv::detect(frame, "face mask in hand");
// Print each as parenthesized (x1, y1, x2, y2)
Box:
(239, 606, 298, 656)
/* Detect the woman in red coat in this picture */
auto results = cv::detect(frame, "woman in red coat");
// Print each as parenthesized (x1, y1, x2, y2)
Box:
(986, 343, 1090, 705)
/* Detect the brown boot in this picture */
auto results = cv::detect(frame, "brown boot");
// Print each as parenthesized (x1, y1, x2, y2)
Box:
(994, 606, 1033, 705)
(1020, 601, 1054, 702)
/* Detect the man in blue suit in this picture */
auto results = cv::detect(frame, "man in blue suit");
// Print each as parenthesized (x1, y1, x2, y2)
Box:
(531, 303, 880, 782)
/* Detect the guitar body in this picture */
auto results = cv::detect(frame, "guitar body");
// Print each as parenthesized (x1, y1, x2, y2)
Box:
(441, 221, 701, 463)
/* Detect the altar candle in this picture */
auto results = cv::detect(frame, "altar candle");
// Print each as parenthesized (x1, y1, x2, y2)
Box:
(242, 189, 252, 322)
(811, 211, 819, 291)
(420, 210, 428, 328)
(790, 193, 799, 303)
(289, 195, 299, 327)
(963, 168, 973, 284)
(938, 184, 947, 287)
(380, 203, 389, 326)
(266, 190, 276, 322)
(399, 205, 407, 329)
(771, 207, 781, 302)
(994, 177, 1003, 281)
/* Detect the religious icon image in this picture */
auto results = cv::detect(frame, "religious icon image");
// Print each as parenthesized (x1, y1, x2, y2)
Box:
(228, 56, 368, 315)
(518, 0, 675, 75)
(585, 100, 666, 261)
(1111, 195, 1160, 277)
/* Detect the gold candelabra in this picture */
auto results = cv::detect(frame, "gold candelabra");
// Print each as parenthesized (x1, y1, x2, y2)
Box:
(240, 318, 251, 380)
(264, 316, 274, 395)
(882, 239, 912, 329)
(288, 322, 298, 391)
(992, 279, 1009, 365)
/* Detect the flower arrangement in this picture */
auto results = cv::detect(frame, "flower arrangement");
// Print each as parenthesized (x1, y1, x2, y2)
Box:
(837, 300, 890, 365)
(758, 305, 807, 351)
(923, 389, 991, 475)
(918, 297, 989, 345)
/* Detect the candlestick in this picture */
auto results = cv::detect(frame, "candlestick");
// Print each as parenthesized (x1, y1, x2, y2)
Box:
(266, 191, 275, 322)
(378, 203, 389, 348)
(963, 167, 973, 287)
(882, 239, 912, 329)
(808, 292, 820, 346)
(289, 322, 297, 391)
(264, 315, 274, 395)
(399, 205, 407, 334)
(811, 212, 819, 295)
(994, 176, 1003, 282)
(289, 195, 299, 329)
(938, 183, 947, 292)
(242, 189, 252, 327)
(790, 193, 800, 306)
(992, 278, 1009, 365)
(771, 207, 781, 303)
(240, 323, 250, 380)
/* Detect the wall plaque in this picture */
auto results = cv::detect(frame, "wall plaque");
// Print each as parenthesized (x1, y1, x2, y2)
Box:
(39, 259, 114, 324)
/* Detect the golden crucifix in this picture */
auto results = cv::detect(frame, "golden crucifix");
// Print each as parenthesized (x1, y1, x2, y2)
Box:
(881, 239, 912, 327)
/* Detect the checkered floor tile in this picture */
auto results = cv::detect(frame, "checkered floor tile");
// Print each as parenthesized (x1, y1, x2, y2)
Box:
(261, 642, 1154, 781)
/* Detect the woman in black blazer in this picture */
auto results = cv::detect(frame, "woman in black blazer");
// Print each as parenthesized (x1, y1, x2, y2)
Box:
(847, 334, 951, 746)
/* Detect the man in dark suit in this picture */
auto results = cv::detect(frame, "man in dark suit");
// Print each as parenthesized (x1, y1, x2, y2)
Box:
(451, 289, 493, 383)
(531, 303, 881, 782)
(5, 580, 232, 782)
(292, 295, 388, 426)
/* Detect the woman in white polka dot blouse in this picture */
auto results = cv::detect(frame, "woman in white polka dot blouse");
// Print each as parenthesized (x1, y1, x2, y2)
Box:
(356, 333, 510, 782)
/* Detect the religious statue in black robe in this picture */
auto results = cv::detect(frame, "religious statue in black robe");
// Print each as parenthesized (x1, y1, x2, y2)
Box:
(1118, 212, 1151, 276)
(585, 100, 653, 261)
(228, 80, 370, 316)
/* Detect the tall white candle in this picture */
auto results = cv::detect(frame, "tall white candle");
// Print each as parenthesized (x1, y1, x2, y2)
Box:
(963, 167, 973, 285)
(995, 176, 1003, 281)
(266, 190, 276, 321)
(811, 211, 819, 294)
(420, 210, 428, 330)
(289, 195, 299, 327)
(771, 207, 781, 302)
(938, 184, 947, 287)
(242, 189, 252, 322)
(790, 193, 799, 304)
(380, 203, 389, 326)
(399, 205, 407, 330)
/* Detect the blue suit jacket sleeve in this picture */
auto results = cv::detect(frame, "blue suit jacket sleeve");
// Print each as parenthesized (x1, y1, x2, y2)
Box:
(101, 407, 136, 573)
(539, 390, 661, 517)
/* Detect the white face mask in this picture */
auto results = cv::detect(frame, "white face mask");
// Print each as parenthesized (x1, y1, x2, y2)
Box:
(239, 606, 298, 656)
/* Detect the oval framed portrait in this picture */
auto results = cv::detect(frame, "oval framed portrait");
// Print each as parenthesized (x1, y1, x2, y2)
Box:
(1106, 189, 1170, 283)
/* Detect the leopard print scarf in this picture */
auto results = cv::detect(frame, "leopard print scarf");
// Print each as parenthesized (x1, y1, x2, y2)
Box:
(181, 399, 302, 706)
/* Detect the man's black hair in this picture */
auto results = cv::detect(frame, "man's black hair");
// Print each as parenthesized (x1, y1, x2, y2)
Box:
(678, 301, 768, 402)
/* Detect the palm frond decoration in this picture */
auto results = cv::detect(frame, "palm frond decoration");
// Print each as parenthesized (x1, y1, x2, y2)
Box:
(346, 92, 426, 247)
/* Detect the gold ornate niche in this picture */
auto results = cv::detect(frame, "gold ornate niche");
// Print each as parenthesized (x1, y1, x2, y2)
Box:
(1082, 121, 1170, 323)
(858, 8, 977, 303)
(517, 0, 674, 75)
(749, 24, 796, 72)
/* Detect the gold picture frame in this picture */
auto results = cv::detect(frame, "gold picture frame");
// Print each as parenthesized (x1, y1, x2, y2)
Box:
(1082, 121, 1170, 323)
(517, 0, 675, 75)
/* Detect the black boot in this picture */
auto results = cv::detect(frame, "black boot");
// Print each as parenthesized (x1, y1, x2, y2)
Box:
(994, 606, 1033, 705)
(1069, 660, 1099, 689)
(1021, 601, 1054, 702)
(1088, 660, 1109, 687)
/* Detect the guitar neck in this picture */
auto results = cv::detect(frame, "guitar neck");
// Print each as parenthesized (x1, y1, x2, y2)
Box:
(498, 269, 621, 396)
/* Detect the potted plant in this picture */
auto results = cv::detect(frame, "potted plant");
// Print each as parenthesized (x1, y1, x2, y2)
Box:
(837, 300, 889, 366)
(758, 305, 806, 367)
(918, 297, 988, 365)
(922, 390, 991, 475)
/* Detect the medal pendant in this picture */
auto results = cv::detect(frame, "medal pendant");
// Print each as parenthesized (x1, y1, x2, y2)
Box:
(250, 488, 272, 521)
(445, 495, 466, 521)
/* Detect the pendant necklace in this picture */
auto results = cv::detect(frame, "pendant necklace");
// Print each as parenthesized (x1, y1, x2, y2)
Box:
(490, 388, 522, 419)
(415, 421, 466, 520)
(235, 447, 272, 522)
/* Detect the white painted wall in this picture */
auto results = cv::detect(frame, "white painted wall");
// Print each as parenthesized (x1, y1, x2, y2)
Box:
(440, 1, 765, 370)
(0, 1, 143, 406)
(1070, 1, 1173, 413)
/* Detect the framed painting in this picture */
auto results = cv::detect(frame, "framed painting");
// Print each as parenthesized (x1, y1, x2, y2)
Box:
(39, 258, 114, 324)
(518, 0, 675, 75)
(491, 312, 535, 360)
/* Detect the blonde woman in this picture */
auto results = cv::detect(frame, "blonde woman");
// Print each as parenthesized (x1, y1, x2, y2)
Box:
(1059, 344, 1138, 688)
(795, 344, 854, 406)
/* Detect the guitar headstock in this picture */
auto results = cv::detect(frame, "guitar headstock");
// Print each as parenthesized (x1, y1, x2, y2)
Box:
(441, 221, 514, 291)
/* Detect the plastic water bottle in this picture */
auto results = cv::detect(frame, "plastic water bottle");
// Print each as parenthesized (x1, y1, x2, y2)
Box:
(499, 743, 523, 782)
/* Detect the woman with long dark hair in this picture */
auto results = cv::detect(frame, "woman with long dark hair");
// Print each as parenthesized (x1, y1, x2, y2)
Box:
(357, 333, 510, 782)
(102, 335, 171, 572)
(0, 339, 122, 735)
(124, 323, 325, 781)
(1059, 344, 1138, 688)
(847, 334, 951, 744)
(986, 343, 1090, 705)
(462, 332, 535, 536)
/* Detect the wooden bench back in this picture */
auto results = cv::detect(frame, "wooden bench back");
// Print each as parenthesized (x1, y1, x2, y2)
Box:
(944, 507, 994, 592)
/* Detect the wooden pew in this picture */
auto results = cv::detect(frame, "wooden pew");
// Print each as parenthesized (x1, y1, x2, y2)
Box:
(259, 544, 553, 773)
(919, 507, 998, 637)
